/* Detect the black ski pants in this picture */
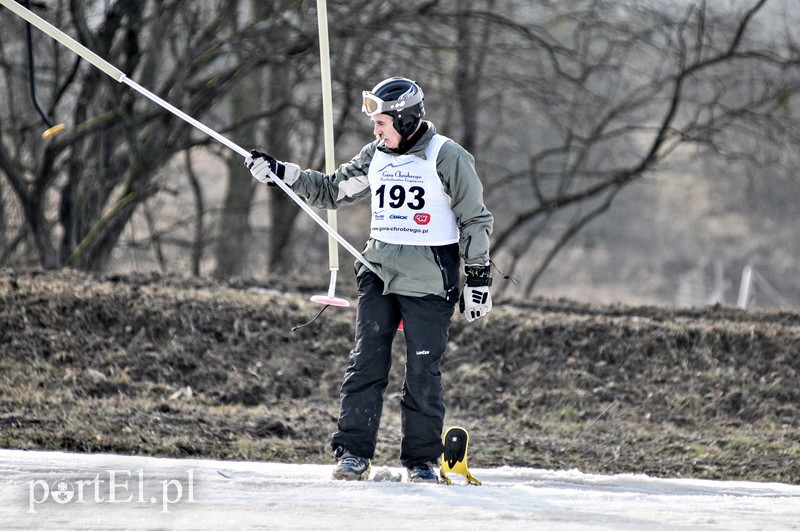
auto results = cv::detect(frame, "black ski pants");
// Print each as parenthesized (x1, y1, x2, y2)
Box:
(331, 272, 456, 467)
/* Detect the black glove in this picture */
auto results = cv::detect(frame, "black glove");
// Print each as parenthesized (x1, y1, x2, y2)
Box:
(244, 149, 301, 186)
(459, 264, 493, 322)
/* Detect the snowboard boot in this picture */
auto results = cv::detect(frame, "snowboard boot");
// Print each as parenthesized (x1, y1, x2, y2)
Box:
(407, 462, 440, 484)
(332, 448, 371, 481)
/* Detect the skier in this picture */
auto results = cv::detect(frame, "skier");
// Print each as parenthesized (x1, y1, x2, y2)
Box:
(246, 76, 493, 483)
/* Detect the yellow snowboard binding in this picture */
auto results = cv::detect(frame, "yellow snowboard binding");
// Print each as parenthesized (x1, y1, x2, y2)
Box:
(439, 426, 481, 486)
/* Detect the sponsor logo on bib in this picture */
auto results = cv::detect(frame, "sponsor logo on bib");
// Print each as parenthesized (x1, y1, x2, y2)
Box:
(414, 213, 431, 225)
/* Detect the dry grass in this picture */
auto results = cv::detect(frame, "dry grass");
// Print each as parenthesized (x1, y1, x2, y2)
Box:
(1, 269, 798, 483)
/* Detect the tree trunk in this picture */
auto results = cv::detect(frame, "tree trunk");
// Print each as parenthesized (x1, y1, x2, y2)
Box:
(213, 0, 256, 280)
(265, 62, 301, 274)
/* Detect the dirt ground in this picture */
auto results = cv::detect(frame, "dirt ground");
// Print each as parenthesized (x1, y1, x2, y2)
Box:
(1, 269, 798, 483)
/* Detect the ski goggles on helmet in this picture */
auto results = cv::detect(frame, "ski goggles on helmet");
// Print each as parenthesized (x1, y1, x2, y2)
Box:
(361, 91, 424, 117)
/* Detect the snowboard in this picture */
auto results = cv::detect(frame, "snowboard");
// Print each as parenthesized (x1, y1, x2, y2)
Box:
(440, 426, 481, 486)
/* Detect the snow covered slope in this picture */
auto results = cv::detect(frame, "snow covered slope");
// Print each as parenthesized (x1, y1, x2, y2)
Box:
(1, 449, 798, 530)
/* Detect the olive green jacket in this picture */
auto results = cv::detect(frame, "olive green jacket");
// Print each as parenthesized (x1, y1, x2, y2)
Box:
(290, 122, 493, 299)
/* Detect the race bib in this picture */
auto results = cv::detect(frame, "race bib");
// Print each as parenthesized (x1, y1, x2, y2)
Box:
(368, 135, 458, 245)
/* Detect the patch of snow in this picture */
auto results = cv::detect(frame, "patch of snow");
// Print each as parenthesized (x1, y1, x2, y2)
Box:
(1, 450, 798, 530)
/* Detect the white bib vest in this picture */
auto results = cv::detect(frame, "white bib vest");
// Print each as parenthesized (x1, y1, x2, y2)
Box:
(368, 135, 459, 245)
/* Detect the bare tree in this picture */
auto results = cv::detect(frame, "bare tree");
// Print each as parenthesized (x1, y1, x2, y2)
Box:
(456, 0, 800, 296)
(2, 0, 798, 299)
(0, 1, 263, 270)
(213, 0, 257, 280)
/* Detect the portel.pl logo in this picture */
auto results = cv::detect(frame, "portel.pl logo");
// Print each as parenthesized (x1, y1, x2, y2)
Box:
(28, 468, 195, 514)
